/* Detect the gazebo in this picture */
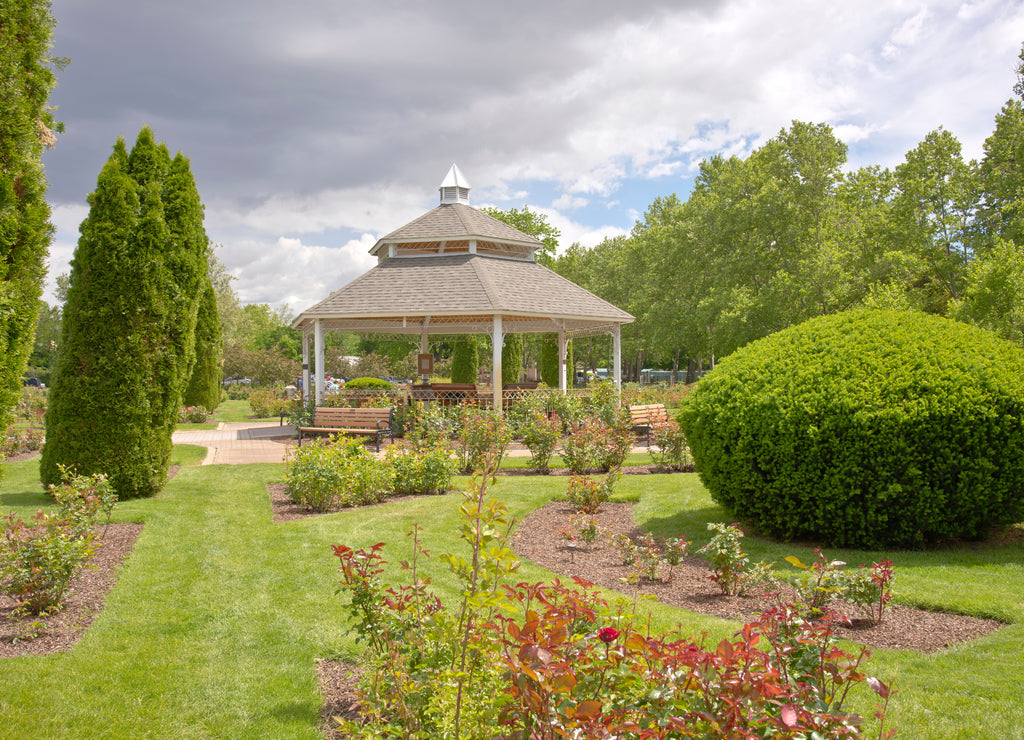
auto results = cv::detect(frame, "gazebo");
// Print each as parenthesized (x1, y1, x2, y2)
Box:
(292, 165, 635, 408)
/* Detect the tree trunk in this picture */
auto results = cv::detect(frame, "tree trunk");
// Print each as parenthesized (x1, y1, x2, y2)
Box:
(686, 358, 696, 384)
(671, 347, 680, 386)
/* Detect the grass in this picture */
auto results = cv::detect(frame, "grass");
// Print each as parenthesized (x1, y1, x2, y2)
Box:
(0, 451, 1022, 738)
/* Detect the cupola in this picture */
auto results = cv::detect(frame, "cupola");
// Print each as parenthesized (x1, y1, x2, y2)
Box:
(439, 163, 471, 205)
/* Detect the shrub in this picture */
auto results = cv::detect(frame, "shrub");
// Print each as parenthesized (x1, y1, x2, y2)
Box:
(331, 483, 891, 738)
(679, 308, 1024, 548)
(456, 407, 511, 473)
(384, 442, 457, 496)
(2, 425, 44, 458)
(561, 415, 632, 474)
(177, 406, 209, 424)
(0, 469, 114, 615)
(286, 437, 389, 511)
(648, 419, 692, 471)
(519, 410, 561, 473)
(344, 377, 394, 390)
(248, 387, 292, 418)
(565, 470, 620, 514)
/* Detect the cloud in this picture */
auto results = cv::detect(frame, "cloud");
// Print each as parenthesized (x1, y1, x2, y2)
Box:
(218, 234, 378, 311)
(38, 0, 1024, 310)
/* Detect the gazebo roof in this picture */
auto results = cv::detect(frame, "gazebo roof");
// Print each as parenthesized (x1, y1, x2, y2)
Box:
(293, 165, 634, 339)
(370, 203, 545, 257)
(292, 252, 633, 337)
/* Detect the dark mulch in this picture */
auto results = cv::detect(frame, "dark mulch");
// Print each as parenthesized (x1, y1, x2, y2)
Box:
(0, 523, 142, 658)
(2, 449, 42, 463)
(511, 502, 1005, 654)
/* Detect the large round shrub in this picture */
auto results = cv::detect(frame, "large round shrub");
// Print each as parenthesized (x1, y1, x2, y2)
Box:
(678, 309, 1024, 549)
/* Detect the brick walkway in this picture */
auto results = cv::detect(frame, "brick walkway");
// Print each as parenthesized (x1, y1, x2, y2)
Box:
(171, 422, 297, 465)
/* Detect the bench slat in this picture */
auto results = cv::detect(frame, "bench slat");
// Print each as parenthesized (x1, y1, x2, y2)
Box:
(298, 407, 395, 451)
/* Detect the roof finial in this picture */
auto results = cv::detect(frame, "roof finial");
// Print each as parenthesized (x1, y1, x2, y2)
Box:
(439, 163, 471, 205)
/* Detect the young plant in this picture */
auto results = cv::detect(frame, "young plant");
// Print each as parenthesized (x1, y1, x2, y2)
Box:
(648, 419, 692, 471)
(698, 522, 776, 596)
(456, 406, 511, 474)
(837, 559, 896, 625)
(785, 547, 848, 616)
(519, 410, 561, 473)
(565, 469, 620, 514)
(0, 467, 112, 615)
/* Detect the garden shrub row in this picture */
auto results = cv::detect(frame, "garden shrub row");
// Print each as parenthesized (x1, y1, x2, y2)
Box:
(286, 436, 457, 511)
(680, 309, 1024, 548)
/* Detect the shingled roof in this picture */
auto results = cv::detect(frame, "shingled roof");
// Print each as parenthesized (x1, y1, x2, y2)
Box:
(294, 166, 634, 338)
(298, 253, 631, 326)
(371, 203, 545, 254)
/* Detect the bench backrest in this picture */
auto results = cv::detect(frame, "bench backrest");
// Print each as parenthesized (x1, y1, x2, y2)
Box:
(312, 406, 392, 429)
(628, 403, 670, 425)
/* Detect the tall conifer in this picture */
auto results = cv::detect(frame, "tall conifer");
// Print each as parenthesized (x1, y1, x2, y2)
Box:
(450, 336, 478, 383)
(0, 1, 60, 443)
(183, 275, 222, 412)
(42, 128, 207, 497)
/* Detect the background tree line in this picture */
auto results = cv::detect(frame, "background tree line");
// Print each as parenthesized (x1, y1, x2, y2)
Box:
(547, 49, 1024, 382)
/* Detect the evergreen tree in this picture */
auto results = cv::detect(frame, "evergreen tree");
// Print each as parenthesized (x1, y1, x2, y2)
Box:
(183, 275, 223, 412)
(0, 1, 60, 443)
(450, 336, 478, 383)
(540, 337, 559, 386)
(42, 128, 207, 497)
(501, 334, 524, 384)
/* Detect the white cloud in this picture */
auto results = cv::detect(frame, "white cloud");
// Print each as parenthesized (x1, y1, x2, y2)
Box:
(219, 234, 377, 311)
(552, 194, 589, 210)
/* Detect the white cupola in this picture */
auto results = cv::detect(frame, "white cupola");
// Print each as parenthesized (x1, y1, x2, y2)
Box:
(439, 163, 471, 205)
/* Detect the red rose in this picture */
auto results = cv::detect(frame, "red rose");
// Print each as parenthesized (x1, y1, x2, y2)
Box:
(598, 627, 620, 643)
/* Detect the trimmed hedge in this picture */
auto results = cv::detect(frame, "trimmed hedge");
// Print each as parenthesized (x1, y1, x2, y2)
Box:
(678, 309, 1024, 548)
(344, 377, 393, 390)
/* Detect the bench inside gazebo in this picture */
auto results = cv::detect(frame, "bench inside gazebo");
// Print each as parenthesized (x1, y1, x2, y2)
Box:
(292, 165, 635, 410)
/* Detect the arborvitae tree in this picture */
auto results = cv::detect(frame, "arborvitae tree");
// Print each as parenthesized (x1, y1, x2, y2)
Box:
(183, 274, 222, 412)
(42, 128, 207, 497)
(540, 336, 559, 386)
(0, 2, 60, 443)
(450, 335, 478, 383)
(501, 334, 524, 384)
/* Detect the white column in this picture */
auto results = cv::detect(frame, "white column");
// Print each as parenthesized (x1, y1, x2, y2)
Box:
(612, 324, 622, 390)
(492, 315, 503, 411)
(302, 330, 311, 408)
(558, 330, 567, 393)
(314, 319, 324, 406)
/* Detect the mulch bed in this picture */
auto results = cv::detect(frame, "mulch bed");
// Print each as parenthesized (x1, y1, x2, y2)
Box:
(2, 449, 42, 463)
(0, 522, 142, 658)
(510, 502, 1005, 654)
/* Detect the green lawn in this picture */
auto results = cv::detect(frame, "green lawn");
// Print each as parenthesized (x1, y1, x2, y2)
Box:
(0, 452, 1021, 738)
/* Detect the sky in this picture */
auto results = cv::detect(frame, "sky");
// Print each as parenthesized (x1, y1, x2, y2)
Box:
(40, 0, 1024, 313)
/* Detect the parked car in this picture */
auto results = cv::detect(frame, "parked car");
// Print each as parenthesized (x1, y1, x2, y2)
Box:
(222, 377, 253, 388)
(22, 377, 44, 388)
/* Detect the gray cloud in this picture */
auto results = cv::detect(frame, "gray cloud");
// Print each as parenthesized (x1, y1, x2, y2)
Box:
(40, 0, 1024, 310)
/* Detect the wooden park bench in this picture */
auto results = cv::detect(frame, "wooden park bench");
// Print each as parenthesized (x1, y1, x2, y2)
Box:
(627, 403, 670, 445)
(297, 407, 394, 452)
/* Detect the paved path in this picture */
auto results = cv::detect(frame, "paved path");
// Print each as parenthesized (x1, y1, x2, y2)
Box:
(172, 421, 655, 466)
(171, 422, 297, 465)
